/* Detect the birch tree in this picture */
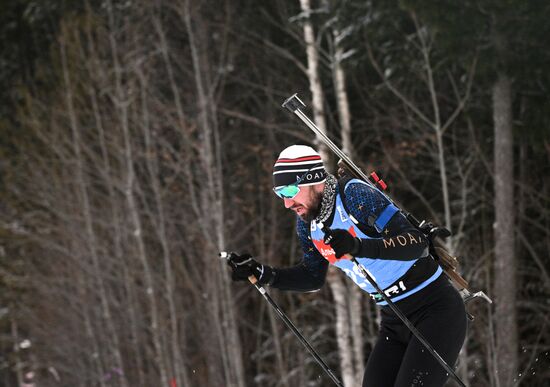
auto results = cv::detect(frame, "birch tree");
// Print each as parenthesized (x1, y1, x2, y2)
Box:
(298, 1, 357, 385)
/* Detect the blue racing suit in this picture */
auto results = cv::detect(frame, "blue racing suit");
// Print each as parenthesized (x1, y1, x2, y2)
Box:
(272, 178, 442, 304)
(271, 178, 466, 387)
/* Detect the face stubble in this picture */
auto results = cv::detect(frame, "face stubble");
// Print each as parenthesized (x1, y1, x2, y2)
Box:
(299, 188, 324, 223)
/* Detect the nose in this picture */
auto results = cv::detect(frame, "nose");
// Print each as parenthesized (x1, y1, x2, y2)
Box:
(283, 198, 294, 209)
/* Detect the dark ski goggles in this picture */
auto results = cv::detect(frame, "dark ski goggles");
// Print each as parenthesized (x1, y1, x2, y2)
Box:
(273, 166, 315, 199)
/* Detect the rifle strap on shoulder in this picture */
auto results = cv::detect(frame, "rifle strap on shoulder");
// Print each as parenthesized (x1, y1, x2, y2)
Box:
(338, 176, 377, 237)
(338, 175, 399, 234)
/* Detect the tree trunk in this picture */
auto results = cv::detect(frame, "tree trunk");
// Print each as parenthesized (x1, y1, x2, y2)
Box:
(299, 1, 357, 384)
(104, 2, 170, 382)
(137, 68, 190, 387)
(492, 72, 517, 387)
(90, 83, 146, 387)
(331, 26, 354, 157)
(327, 269, 356, 387)
(348, 283, 364, 385)
(299, 0, 330, 164)
(60, 29, 129, 387)
(331, 24, 364, 385)
(183, 1, 246, 386)
(11, 320, 24, 387)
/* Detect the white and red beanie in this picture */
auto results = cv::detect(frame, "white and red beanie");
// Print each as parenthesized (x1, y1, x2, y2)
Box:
(272, 145, 327, 189)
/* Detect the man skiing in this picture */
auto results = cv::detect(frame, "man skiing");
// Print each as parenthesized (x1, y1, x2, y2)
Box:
(228, 144, 467, 387)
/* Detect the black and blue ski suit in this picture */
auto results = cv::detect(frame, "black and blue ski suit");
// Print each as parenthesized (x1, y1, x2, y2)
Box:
(271, 178, 467, 387)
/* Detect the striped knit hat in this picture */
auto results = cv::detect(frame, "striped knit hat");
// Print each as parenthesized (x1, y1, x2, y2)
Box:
(273, 145, 327, 189)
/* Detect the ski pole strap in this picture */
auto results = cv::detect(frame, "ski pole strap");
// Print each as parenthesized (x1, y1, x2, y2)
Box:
(370, 204, 400, 232)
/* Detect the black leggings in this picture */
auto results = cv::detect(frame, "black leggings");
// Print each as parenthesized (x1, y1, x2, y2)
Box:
(363, 275, 467, 387)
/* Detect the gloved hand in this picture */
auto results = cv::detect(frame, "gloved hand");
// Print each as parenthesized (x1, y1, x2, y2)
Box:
(323, 228, 361, 259)
(226, 253, 276, 285)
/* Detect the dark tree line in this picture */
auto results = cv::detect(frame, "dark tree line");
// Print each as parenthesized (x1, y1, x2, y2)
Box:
(1, 1, 549, 386)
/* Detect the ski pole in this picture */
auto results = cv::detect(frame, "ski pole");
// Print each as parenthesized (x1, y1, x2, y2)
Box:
(219, 252, 344, 387)
(319, 224, 466, 387)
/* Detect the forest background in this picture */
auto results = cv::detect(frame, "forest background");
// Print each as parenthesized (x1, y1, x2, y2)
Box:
(1, 1, 549, 386)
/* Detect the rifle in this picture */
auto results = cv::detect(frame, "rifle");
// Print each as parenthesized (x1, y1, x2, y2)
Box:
(282, 93, 492, 314)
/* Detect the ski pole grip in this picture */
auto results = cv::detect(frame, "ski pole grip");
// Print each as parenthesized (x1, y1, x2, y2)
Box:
(282, 93, 306, 113)
(318, 223, 353, 260)
(220, 252, 260, 285)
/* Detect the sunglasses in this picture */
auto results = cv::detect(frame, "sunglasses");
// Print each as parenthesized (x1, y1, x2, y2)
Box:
(273, 166, 315, 199)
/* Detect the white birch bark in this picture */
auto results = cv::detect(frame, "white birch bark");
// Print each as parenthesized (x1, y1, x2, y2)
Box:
(299, 0, 330, 163)
(348, 284, 364, 385)
(327, 269, 356, 387)
(332, 27, 354, 157)
(299, 1, 355, 385)
(331, 23, 364, 385)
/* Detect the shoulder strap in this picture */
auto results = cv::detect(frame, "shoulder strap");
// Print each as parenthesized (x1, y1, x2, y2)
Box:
(337, 176, 380, 238)
(338, 176, 400, 237)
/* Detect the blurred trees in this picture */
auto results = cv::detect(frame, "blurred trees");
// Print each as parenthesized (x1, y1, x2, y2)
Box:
(0, 1, 549, 386)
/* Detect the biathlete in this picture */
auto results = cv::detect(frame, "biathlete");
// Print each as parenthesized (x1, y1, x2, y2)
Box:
(228, 144, 467, 387)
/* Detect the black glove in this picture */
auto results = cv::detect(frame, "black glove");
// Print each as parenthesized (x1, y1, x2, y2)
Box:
(323, 229, 361, 259)
(226, 253, 276, 285)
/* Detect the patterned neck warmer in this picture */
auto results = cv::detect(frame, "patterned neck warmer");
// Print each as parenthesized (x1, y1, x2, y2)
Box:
(314, 174, 337, 224)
